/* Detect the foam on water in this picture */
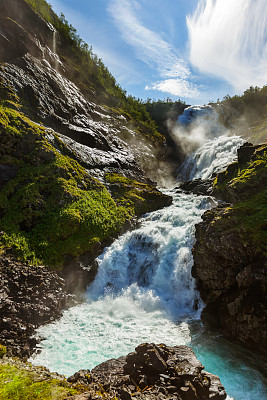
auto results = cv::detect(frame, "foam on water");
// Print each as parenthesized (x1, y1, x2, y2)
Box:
(177, 135, 244, 181)
(32, 287, 191, 376)
(29, 133, 267, 399)
(31, 191, 211, 375)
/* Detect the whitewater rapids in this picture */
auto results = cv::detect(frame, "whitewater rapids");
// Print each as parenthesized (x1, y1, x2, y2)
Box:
(29, 134, 267, 400)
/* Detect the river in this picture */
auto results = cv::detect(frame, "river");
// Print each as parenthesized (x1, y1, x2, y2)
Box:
(29, 129, 267, 400)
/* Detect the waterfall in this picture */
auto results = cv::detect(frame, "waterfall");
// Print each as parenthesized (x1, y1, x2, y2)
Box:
(178, 135, 244, 181)
(28, 131, 267, 400)
(52, 30, 59, 72)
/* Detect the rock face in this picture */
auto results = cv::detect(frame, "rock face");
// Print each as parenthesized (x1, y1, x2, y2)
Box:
(0, 0, 172, 274)
(192, 143, 267, 350)
(0, 0, 168, 185)
(67, 343, 227, 400)
(192, 205, 267, 350)
(0, 254, 72, 358)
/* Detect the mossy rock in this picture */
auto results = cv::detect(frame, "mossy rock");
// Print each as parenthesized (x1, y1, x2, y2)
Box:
(0, 103, 171, 267)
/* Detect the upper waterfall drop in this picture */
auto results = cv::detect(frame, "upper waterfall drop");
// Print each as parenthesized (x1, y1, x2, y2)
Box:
(178, 105, 217, 125)
(177, 134, 244, 182)
(175, 104, 244, 181)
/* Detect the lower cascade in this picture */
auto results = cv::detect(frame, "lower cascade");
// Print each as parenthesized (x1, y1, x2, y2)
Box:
(30, 134, 267, 400)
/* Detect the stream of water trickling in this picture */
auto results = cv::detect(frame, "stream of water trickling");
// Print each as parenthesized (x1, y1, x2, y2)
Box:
(29, 134, 267, 400)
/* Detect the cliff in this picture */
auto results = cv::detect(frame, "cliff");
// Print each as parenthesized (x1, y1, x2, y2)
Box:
(0, 0, 172, 270)
(192, 142, 267, 350)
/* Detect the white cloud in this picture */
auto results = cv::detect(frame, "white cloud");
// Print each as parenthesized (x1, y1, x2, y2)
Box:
(187, 0, 267, 91)
(146, 79, 199, 98)
(108, 0, 199, 98)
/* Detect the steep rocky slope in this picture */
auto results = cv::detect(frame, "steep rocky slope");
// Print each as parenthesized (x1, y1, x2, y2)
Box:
(192, 142, 267, 350)
(0, 0, 172, 270)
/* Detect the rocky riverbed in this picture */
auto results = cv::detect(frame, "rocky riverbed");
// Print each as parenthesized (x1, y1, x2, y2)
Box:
(66, 343, 227, 400)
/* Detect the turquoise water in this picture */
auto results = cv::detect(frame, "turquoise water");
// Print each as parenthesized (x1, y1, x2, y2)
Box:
(29, 135, 267, 400)
(191, 326, 267, 400)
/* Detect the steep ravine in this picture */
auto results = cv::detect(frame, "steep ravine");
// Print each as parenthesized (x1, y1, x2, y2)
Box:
(0, 1, 266, 399)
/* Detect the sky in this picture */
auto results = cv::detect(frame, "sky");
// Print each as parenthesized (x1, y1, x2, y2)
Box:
(47, 0, 267, 105)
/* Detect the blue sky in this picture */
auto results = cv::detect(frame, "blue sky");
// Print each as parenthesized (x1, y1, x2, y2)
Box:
(48, 0, 267, 105)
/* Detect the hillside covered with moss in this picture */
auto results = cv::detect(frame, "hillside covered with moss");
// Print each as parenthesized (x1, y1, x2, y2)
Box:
(0, 0, 172, 267)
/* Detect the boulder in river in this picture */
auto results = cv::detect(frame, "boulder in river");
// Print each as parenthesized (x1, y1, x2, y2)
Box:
(67, 343, 227, 400)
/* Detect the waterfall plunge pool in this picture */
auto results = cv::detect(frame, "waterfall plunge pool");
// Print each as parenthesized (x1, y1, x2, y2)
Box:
(29, 135, 267, 400)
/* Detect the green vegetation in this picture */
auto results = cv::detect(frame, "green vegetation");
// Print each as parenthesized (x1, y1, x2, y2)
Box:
(0, 102, 128, 266)
(23, 0, 164, 144)
(213, 85, 267, 144)
(213, 144, 267, 256)
(105, 173, 171, 216)
(0, 346, 6, 359)
(144, 98, 187, 135)
(0, 364, 80, 400)
(218, 85, 267, 117)
(0, 88, 169, 266)
(214, 144, 267, 200)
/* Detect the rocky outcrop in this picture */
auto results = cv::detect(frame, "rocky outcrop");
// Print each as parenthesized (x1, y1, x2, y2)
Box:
(0, 0, 173, 270)
(192, 143, 267, 350)
(0, 254, 73, 358)
(67, 343, 227, 400)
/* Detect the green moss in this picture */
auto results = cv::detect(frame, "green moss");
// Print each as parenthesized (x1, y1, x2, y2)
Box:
(213, 145, 267, 198)
(212, 145, 267, 256)
(0, 364, 80, 400)
(0, 105, 134, 266)
(0, 103, 169, 267)
(233, 190, 267, 256)
(0, 346, 6, 359)
(105, 173, 171, 216)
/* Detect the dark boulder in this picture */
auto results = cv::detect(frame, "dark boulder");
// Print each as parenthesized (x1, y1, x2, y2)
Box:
(0, 254, 73, 358)
(67, 343, 227, 400)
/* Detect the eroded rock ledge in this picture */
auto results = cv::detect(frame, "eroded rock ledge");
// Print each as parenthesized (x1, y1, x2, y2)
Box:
(67, 343, 227, 400)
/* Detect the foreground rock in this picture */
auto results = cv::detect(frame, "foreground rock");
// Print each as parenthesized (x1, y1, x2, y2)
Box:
(192, 143, 267, 350)
(0, 254, 72, 358)
(67, 343, 227, 400)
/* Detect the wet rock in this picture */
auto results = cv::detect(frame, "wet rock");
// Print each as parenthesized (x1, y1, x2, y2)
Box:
(193, 143, 267, 350)
(69, 343, 227, 400)
(237, 142, 261, 164)
(0, 254, 72, 358)
(192, 203, 267, 350)
(178, 178, 213, 196)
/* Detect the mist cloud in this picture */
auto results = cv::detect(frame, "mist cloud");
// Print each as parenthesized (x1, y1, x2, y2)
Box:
(187, 0, 267, 91)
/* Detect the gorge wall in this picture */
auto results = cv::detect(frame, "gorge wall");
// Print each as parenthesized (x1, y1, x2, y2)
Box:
(0, 0, 173, 275)
(192, 142, 267, 351)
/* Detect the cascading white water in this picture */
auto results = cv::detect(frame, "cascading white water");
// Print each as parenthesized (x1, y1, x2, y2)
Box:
(52, 30, 59, 71)
(177, 135, 244, 181)
(29, 131, 267, 400)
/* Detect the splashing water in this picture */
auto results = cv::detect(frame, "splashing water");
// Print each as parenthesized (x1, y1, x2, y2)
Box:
(29, 134, 266, 400)
(30, 191, 211, 375)
(177, 135, 244, 181)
